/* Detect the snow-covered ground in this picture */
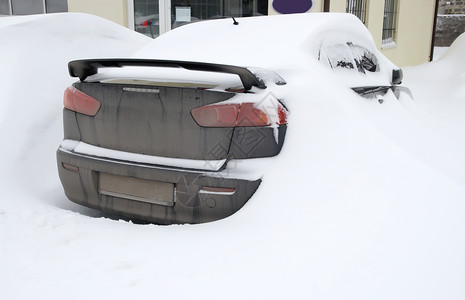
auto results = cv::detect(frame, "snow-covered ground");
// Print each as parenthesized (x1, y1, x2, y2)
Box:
(433, 46, 449, 60)
(1, 13, 465, 300)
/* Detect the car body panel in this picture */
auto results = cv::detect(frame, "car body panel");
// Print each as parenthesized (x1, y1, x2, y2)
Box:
(57, 147, 261, 224)
(59, 63, 287, 224)
(73, 82, 235, 160)
(57, 13, 405, 224)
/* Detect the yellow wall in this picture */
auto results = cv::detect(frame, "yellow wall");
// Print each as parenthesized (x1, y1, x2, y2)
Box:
(383, 0, 436, 66)
(67, 0, 128, 27)
(312, 0, 325, 12)
(329, 1, 345, 12)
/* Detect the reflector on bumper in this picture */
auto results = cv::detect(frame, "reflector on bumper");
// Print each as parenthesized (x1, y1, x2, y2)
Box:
(199, 187, 236, 195)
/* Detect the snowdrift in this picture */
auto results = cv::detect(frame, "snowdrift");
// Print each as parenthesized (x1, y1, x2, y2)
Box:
(0, 13, 150, 201)
(1, 14, 465, 300)
(404, 32, 465, 111)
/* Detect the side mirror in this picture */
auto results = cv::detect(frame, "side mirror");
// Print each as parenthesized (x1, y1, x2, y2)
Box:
(392, 69, 403, 85)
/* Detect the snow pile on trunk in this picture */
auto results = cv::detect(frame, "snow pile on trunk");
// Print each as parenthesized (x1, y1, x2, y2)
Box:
(1, 14, 465, 300)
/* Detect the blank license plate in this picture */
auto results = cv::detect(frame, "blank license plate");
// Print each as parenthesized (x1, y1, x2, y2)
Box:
(99, 173, 174, 207)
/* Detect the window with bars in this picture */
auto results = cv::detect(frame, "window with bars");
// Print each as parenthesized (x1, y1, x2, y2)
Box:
(382, 0, 398, 48)
(0, 0, 67, 15)
(346, 0, 368, 24)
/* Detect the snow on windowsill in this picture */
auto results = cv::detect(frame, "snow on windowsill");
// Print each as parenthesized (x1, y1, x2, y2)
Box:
(381, 38, 397, 49)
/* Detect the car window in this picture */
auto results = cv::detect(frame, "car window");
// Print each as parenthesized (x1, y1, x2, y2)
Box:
(318, 42, 379, 74)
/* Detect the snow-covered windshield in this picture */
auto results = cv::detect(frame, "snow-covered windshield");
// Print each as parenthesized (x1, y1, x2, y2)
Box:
(318, 42, 379, 74)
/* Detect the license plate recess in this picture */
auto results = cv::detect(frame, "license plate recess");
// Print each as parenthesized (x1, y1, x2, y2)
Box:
(99, 173, 175, 207)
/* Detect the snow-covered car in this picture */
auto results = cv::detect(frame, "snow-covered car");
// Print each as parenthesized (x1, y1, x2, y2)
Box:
(57, 13, 405, 224)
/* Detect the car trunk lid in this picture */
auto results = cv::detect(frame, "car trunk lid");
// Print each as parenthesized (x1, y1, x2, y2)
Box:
(73, 81, 236, 161)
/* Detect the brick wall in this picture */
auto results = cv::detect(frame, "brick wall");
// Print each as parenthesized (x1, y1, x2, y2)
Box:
(435, 14, 465, 46)
(438, 0, 465, 15)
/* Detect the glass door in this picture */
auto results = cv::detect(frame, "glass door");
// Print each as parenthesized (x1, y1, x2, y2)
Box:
(134, 0, 161, 38)
(133, 0, 268, 38)
(171, 0, 268, 30)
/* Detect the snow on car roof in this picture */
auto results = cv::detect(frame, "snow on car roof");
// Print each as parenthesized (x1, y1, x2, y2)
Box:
(89, 13, 391, 88)
(133, 13, 377, 69)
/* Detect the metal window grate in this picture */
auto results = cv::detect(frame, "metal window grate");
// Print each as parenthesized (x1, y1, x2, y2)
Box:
(382, 0, 398, 44)
(346, 0, 368, 24)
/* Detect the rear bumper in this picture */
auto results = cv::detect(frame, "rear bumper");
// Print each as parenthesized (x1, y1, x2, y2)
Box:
(57, 145, 261, 224)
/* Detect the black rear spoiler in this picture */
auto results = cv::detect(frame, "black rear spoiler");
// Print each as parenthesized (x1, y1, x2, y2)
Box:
(68, 59, 267, 91)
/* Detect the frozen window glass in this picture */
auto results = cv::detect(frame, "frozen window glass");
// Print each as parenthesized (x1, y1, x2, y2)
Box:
(346, 0, 368, 24)
(382, 0, 398, 47)
(349, 43, 378, 72)
(0, 0, 11, 15)
(12, 0, 44, 15)
(46, 0, 68, 13)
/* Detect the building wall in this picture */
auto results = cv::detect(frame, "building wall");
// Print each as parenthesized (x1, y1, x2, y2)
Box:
(67, 0, 437, 67)
(67, 0, 128, 27)
(436, 0, 465, 46)
(438, 0, 465, 14)
(387, 0, 437, 66)
(435, 14, 465, 46)
(313, 0, 325, 12)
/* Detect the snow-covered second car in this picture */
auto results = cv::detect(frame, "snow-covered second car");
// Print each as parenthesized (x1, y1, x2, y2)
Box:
(57, 13, 404, 224)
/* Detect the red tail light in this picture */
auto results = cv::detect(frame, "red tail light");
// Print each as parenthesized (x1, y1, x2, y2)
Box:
(192, 102, 288, 128)
(236, 103, 269, 126)
(191, 104, 240, 127)
(277, 104, 287, 125)
(64, 86, 101, 116)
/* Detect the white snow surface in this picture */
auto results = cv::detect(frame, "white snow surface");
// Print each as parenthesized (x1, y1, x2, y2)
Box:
(1, 13, 465, 300)
(87, 13, 396, 89)
(433, 46, 449, 61)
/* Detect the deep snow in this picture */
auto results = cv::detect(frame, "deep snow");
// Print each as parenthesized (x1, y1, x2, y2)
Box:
(1, 13, 465, 300)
